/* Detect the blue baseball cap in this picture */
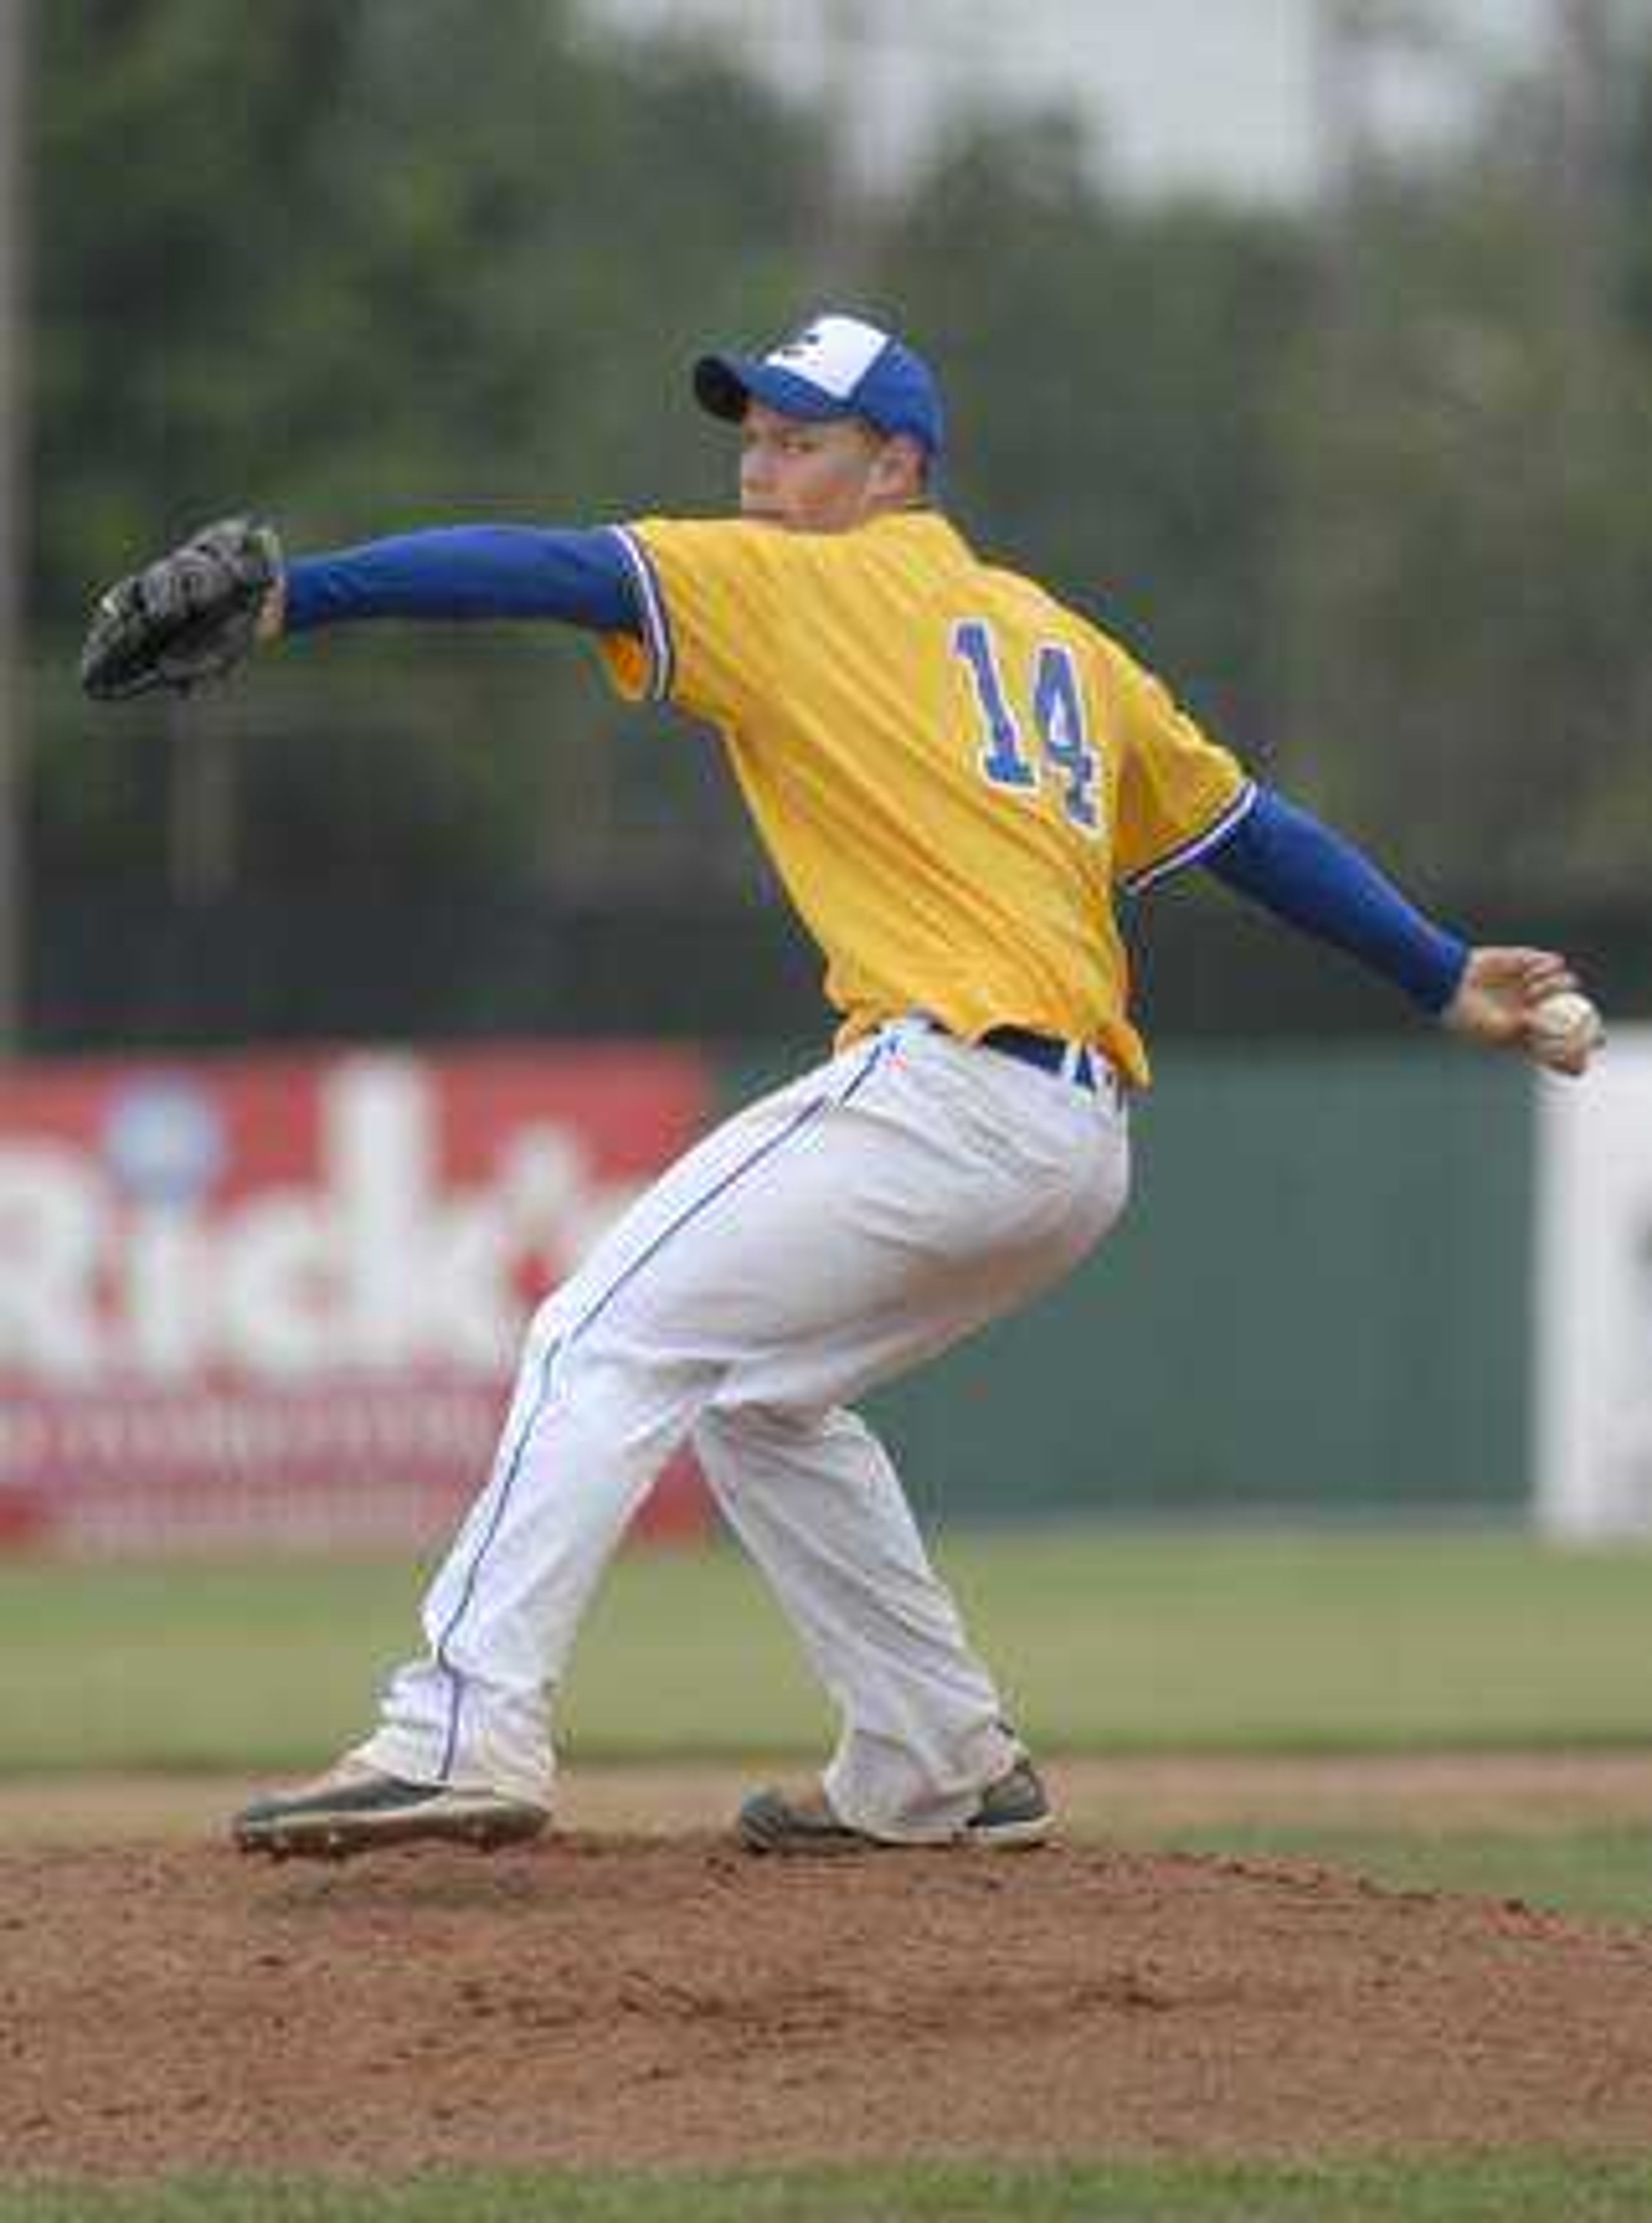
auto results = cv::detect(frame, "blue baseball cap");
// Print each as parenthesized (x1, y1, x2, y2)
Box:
(693, 313, 946, 459)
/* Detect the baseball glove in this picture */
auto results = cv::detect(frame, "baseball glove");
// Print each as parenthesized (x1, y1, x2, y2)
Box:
(80, 517, 282, 701)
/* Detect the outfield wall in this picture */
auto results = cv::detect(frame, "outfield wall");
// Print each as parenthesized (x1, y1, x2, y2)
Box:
(3, 1035, 1646, 1549)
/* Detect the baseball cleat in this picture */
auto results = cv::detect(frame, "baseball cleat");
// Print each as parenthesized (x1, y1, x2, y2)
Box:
(737, 1757, 1052, 1856)
(231, 1760, 549, 1861)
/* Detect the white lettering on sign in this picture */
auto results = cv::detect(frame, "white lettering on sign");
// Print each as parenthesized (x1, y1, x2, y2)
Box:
(0, 1058, 638, 1386)
(0, 1143, 104, 1376)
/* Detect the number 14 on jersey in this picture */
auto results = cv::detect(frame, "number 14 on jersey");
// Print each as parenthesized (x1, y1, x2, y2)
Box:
(953, 619, 1100, 835)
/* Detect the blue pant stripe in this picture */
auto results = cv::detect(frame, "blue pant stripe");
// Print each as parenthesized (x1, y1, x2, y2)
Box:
(435, 1332, 562, 1779)
(566, 1038, 887, 1351)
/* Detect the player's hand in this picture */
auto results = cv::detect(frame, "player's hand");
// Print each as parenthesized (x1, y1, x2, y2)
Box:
(256, 575, 288, 642)
(1442, 947, 1600, 1076)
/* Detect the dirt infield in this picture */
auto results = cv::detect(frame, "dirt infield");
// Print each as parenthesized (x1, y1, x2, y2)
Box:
(5, 1758, 1652, 2177)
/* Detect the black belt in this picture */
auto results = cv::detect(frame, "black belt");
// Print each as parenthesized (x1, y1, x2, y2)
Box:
(980, 1026, 1103, 1093)
(922, 1016, 1110, 1096)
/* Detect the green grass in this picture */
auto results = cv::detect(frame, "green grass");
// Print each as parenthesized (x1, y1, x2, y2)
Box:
(3, 1530, 1652, 1775)
(1162, 1823, 1652, 1923)
(6, 2157, 1652, 2222)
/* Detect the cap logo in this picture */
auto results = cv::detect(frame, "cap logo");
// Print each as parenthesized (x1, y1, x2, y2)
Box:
(765, 314, 889, 401)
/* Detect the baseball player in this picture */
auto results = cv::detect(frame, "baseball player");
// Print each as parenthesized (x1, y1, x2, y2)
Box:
(82, 313, 1597, 1861)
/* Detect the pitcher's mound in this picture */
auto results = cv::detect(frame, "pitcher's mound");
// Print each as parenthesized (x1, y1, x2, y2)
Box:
(7, 1833, 1652, 2175)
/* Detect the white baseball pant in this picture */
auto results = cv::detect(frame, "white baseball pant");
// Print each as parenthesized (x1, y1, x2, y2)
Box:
(354, 1015, 1130, 1841)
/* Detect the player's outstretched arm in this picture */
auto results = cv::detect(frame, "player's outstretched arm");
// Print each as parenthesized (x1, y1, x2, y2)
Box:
(84, 522, 641, 700)
(272, 526, 640, 637)
(1201, 787, 1602, 1078)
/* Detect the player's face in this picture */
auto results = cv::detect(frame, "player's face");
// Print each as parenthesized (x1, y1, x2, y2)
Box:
(738, 403, 910, 532)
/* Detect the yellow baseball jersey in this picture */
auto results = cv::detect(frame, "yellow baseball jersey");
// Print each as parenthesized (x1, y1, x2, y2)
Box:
(600, 510, 1252, 1087)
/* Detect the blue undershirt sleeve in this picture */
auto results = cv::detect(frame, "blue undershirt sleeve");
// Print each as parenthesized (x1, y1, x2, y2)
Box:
(282, 525, 641, 636)
(1201, 784, 1470, 1014)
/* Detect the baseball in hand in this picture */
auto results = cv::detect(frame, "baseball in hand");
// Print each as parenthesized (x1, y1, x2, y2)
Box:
(1527, 990, 1603, 1071)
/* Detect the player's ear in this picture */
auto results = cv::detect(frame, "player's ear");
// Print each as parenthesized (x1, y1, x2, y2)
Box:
(869, 433, 926, 503)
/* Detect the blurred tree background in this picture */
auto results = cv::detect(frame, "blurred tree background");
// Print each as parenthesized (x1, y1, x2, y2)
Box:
(17, 0, 1652, 1046)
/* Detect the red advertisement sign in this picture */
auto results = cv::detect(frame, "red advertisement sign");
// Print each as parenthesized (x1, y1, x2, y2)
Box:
(0, 1045, 715, 1554)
